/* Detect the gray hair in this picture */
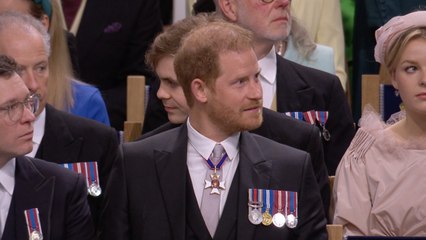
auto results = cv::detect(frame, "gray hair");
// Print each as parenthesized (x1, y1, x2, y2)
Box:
(0, 11, 51, 56)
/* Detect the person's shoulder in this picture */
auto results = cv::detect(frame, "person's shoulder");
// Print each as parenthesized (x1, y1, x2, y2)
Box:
(125, 125, 182, 150)
(278, 56, 340, 85)
(263, 108, 317, 134)
(46, 104, 116, 135)
(19, 156, 81, 184)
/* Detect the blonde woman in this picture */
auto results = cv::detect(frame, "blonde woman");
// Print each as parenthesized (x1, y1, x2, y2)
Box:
(333, 11, 426, 236)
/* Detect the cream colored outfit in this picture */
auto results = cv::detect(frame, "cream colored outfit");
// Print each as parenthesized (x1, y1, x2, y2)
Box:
(333, 108, 426, 236)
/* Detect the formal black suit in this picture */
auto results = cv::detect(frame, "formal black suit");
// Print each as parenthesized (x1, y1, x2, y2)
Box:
(35, 104, 120, 228)
(75, 0, 163, 130)
(100, 124, 327, 240)
(141, 108, 330, 217)
(2, 156, 94, 240)
(275, 57, 355, 175)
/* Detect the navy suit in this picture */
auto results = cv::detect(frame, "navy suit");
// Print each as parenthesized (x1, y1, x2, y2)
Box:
(100, 125, 327, 240)
(2, 156, 94, 240)
(35, 104, 120, 228)
(75, 0, 163, 130)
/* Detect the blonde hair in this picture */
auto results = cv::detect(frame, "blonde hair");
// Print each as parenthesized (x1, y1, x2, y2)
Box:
(384, 27, 426, 74)
(45, 0, 74, 110)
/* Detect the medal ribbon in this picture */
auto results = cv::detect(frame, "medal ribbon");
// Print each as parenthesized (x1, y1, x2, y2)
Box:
(285, 112, 304, 121)
(24, 208, 43, 238)
(206, 153, 228, 170)
(262, 189, 272, 213)
(303, 110, 316, 125)
(62, 162, 99, 191)
(315, 111, 329, 127)
(87, 162, 100, 186)
(286, 191, 298, 217)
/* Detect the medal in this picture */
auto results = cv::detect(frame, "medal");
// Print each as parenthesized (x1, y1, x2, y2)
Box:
(272, 190, 285, 227)
(285, 191, 298, 228)
(30, 230, 43, 240)
(248, 208, 263, 225)
(286, 214, 298, 228)
(262, 189, 273, 226)
(204, 152, 228, 195)
(315, 111, 331, 141)
(248, 189, 263, 225)
(24, 208, 43, 240)
(88, 182, 102, 197)
(62, 162, 102, 197)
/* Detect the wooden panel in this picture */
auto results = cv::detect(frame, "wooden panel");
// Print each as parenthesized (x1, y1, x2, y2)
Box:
(127, 75, 146, 123)
(327, 224, 343, 240)
(123, 121, 142, 142)
(361, 74, 381, 112)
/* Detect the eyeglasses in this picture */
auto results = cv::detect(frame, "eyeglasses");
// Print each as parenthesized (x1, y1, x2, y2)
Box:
(0, 93, 40, 122)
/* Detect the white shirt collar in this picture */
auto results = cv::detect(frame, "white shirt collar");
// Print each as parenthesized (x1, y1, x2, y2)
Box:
(258, 46, 277, 85)
(187, 118, 240, 162)
(0, 158, 16, 196)
(33, 108, 46, 145)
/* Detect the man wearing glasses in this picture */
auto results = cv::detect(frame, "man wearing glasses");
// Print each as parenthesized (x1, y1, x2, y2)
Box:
(0, 11, 120, 229)
(0, 55, 94, 239)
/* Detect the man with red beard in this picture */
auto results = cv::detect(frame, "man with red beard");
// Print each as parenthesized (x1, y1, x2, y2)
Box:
(101, 20, 327, 240)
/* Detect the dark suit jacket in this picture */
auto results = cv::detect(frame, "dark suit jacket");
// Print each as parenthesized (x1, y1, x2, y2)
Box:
(100, 124, 327, 240)
(35, 104, 120, 228)
(75, 0, 163, 130)
(2, 156, 94, 240)
(141, 108, 330, 217)
(275, 57, 355, 175)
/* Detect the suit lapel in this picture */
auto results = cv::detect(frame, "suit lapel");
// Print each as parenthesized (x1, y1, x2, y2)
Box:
(154, 125, 188, 240)
(4, 157, 55, 240)
(235, 132, 272, 240)
(36, 105, 82, 163)
(276, 56, 314, 112)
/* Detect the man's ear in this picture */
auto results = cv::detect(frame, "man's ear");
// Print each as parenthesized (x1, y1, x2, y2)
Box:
(217, 0, 238, 22)
(191, 78, 208, 103)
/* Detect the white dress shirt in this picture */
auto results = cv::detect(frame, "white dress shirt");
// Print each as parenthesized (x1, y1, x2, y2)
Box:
(0, 158, 16, 238)
(186, 119, 240, 216)
(26, 108, 46, 158)
(258, 46, 278, 109)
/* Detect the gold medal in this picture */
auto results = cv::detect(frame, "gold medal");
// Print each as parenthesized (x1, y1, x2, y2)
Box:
(262, 209, 273, 226)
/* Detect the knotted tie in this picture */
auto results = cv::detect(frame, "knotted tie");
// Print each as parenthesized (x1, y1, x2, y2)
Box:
(200, 144, 226, 237)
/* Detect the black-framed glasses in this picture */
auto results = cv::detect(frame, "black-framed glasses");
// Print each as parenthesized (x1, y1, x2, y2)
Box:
(0, 93, 40, 122)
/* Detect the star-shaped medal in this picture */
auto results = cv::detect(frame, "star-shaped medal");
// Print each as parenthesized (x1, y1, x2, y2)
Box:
(204, 172, 225, 195)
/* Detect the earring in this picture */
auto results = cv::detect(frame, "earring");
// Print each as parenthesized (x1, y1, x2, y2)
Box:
(394, 89, 399, 97)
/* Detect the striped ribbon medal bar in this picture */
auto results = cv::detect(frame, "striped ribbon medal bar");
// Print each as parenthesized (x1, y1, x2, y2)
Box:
(285, 112, 304, 121)
(24, 208, 43, 240)
(285, 191, 298, 228)
(62, 162, 101, 197)
(302, 110, 316, 125)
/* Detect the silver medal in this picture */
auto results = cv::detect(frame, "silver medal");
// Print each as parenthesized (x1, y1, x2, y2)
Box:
(30, 230, 43, 240)
(88, 182, 102, 197)
(286, 214, 298, 228)
(272, 212, 286, 228)
(248, 208, 263, 225)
